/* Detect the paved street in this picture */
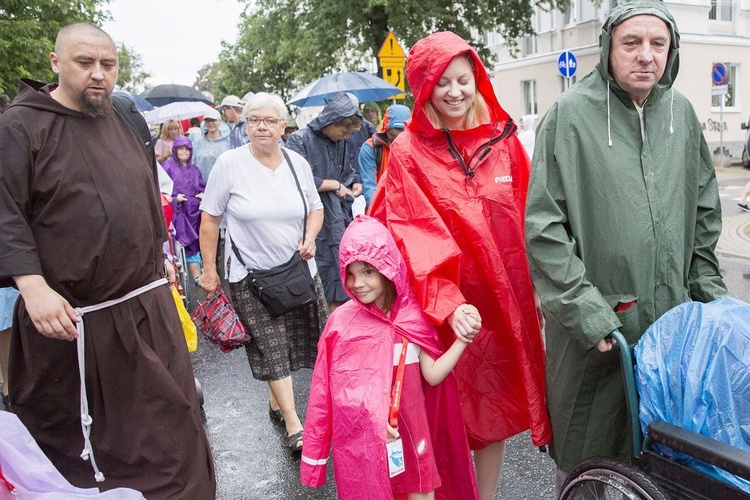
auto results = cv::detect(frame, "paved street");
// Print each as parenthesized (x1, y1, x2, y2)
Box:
(191, 166, 750, 499)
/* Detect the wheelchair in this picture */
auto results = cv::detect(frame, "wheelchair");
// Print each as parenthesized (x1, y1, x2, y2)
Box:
(560, 330, 750, 500)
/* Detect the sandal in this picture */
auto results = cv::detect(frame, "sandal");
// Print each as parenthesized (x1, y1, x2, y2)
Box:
(286, 430, 303, 453)
(269, 404, 284, 424)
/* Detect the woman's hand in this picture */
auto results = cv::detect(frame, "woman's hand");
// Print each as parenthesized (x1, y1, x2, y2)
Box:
(298, 237, 316, 260)
(176, 193, 187, 202)
(195, 193, 203, 199)
(351, 183, 363, 197)
(198, 269, 221, 297)
(449, 304, 482, 343)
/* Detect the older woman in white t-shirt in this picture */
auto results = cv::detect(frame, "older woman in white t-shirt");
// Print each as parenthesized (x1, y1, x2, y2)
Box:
(199, 93, 327, 453)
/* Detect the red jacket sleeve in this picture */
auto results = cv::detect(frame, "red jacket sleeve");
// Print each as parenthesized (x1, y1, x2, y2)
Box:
(300, 326, 335, 487)
(375, 149, 466, 325)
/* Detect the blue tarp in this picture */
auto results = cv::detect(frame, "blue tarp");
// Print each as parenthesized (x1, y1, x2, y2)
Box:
(635, 296, 750, 493)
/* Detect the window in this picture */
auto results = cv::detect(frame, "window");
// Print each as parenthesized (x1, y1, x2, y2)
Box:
(522, 35, 537, 56)
(709, 0, 734, 22)
(563, 0, 577, 25)
(711, 63, 738, 110)
(523, 80, 538, 115)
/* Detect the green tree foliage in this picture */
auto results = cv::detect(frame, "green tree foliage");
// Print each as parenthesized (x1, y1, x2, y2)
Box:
(0, 0, 110, 97)
(116, 42, 150, 93)
(194, 62, 222, 102)
(214, 0, 572, 101)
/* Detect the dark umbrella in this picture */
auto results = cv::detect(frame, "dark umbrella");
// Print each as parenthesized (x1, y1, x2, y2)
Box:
(287, 72, 402, 107)
(140, 84, 212, 107)
(112, 89, 154, 112)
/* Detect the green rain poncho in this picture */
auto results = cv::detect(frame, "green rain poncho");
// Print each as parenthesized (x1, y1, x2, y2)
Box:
(525, 0, 728, 472)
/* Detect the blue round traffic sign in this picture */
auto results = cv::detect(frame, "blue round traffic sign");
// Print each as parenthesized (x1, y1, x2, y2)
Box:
(558, 51, 577, 78)
(712, 63, 728, 85)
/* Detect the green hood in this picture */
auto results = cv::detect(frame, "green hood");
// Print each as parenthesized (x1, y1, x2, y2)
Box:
(598, 0, 680, 102)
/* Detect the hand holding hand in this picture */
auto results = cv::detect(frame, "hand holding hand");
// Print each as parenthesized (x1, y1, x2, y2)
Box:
(449, 304, 482, 343)
(351, 183, 363, 197)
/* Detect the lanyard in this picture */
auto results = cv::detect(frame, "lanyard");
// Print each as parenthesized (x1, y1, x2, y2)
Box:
(389, 336, 409, 429)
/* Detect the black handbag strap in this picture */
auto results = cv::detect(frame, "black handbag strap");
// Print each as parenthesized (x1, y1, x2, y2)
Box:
(230, 148, 307, 271)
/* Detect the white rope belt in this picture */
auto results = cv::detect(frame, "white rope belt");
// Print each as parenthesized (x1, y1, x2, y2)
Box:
(73, 278, 167, 482)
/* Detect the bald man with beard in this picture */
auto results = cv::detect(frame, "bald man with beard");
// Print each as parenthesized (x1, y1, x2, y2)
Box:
(0, 23, 215, 497)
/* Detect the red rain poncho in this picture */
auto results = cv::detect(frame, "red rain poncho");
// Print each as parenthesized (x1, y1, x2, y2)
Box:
(370, 31, 551, 448)
(301, 215, 478, 499)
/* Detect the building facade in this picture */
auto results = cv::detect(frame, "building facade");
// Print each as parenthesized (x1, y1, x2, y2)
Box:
(487, 0, 750, 163)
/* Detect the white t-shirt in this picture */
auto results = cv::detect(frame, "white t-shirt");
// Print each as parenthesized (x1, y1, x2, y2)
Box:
(200, 146, 323, 283)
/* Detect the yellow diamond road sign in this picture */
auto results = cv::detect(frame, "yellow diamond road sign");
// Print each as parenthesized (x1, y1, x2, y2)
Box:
(378, 32, 406, 99)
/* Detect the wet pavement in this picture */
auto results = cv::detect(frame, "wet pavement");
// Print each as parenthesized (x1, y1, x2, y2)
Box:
(191, 166, 750, 499)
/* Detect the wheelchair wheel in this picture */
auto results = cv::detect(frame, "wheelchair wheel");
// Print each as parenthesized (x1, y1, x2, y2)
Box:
(560, 456, 668, 500)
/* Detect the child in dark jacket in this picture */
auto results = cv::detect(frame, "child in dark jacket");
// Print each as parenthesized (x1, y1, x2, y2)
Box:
(301, 215, 480, 500)
(161, 136, 205, 281)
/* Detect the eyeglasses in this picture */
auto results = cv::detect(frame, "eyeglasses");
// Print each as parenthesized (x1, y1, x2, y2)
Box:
(245, 116, 281, 127)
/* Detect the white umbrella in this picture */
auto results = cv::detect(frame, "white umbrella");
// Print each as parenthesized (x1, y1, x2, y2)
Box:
(143, 101, 217, 125)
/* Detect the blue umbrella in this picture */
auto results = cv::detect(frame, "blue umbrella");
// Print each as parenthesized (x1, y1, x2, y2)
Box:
(112, 89, 153, 112)
(287, 72, 402, 107)
(140, 84, 212, 107)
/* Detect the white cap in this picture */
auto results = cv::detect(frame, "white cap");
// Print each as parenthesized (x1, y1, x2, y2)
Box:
(219, 95, 243, 109)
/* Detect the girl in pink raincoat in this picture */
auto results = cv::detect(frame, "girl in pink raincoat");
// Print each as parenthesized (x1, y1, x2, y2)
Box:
(301, 215, 480, 499)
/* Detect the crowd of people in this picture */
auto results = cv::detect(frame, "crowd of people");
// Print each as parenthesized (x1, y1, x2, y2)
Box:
(0, 0, 739, 497)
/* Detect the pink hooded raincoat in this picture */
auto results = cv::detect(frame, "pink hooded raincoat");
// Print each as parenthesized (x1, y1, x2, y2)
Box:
(301, 215, 478, 499)
(369, 31, 552, 448)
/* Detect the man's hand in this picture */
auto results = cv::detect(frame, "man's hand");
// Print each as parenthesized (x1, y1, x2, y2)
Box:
(595, 336, 617, 352)
(164, 258, 176, 285)
(449, 304, 482, 343)
(14, 275, 79, 341)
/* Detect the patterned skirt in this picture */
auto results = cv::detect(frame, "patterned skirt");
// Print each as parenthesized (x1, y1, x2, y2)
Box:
(230, 274, 329, 381)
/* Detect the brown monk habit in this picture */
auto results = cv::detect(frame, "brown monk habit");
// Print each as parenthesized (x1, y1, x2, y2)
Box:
(0, 79, 215, 498)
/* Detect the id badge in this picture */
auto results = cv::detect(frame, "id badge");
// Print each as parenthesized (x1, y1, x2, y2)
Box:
(387, 438, 405, 477)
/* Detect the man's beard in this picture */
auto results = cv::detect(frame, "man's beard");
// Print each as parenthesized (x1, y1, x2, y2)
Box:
(77, 91, 113, 118)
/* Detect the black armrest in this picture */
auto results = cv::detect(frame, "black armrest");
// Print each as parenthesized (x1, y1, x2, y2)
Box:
(648, 420, 750, 482)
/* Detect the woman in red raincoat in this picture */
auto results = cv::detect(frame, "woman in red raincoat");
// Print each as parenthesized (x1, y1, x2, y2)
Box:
(370, 31, 552, 499)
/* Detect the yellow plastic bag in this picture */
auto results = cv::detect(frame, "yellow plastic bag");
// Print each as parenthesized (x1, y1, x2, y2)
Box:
(172, 286, 198, 352)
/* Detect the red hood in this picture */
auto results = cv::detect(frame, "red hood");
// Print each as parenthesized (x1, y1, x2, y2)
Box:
(406, 31, 510, 137)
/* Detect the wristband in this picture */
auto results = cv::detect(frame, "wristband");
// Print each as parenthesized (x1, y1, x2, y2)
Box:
(337, 181, 341, 191)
